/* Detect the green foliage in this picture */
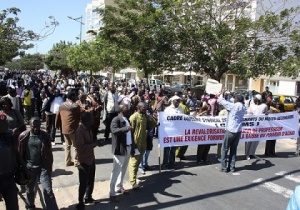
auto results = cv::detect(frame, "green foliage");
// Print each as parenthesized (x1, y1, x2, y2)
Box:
(5, 53, 44, 70)
(0, 8, 37, 65)
(97, 0, 300, 81)
(44, 41, 74, 70)
(66, 37, 130, 76)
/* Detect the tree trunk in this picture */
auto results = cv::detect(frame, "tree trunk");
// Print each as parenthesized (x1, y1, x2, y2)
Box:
(90, 70, 93, 84)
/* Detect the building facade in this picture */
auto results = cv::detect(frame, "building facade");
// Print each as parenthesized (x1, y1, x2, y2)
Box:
(85, 0, 113, 42)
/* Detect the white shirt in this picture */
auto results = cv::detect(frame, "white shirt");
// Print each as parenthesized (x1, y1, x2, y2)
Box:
(118, 95, 131, 108)
(164, 104, 184, 114)
(50, 96, 64, 114)
(122, 117, 132, 145)
(247, 103, 268, 115)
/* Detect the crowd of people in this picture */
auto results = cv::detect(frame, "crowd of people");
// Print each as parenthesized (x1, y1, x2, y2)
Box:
(0, 70, 296, 209)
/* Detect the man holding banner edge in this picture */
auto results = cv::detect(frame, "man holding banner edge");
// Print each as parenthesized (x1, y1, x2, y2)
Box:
(216, 90, 246, 173)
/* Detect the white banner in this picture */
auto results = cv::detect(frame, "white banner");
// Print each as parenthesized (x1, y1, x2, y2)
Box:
(205, 79, 222, 95)
(158, 111, 299, 148)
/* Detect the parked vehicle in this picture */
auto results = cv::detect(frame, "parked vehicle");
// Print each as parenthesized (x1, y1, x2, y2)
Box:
(149, 79, 165, 91)
(272, 95, 295, 111)
(191, 85, 206, 100)
(168, 84, 190, 95)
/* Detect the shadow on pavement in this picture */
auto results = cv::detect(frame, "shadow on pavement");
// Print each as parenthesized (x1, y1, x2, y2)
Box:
(112, 168, 300, 210)
(107, 170, 197, 210)
(236, 159, 275, 172)
(52, 169, 73, 177)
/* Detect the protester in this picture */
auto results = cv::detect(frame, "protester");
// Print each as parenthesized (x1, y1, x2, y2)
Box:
(0, 97, 25, 139)
(216, 91, 246, 172)
(18, 117, 59, 210)
(194, 105, 211, 163)
(162, 96, 183, 169)
(43, 87, 65, 146)
(139, 99, 155, 174)
(103, 85, 119, 142)
(21, 84, 34, 124)
(75, 112, 101, 209)
(87, 88, 103, 141)
(56, 90, 81, 166)
(245, 94, 268, 160)
(5, 85, 24, 116)
(0, 113, 19, 210)
(110, 104, 132, 202)
(262, 86, 272, 103)
(176, 94, 190, 160)
(129, 102, 157, 188)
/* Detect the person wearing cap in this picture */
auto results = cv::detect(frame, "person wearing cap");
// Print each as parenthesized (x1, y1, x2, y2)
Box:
(162, 95, 184, 169)
(216, 91, 246, 173)
(18, 117, 59, 210)
(245, 94, 268, 160)
(262, 86, 272, 103)
(0, 113, 19, 210)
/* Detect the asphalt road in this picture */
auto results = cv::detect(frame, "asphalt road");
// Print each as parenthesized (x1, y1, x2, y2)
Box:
(1, 123, 299, 210)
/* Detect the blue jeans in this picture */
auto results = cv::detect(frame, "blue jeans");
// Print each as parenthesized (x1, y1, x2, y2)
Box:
(221, 131, 241, 171)
(140, 150, 151, 169)
(0, 174, 19, 210)
(26, 167, 58, 210)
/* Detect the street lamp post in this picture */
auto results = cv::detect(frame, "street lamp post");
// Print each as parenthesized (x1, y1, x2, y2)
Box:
(67, 16, 84, 43)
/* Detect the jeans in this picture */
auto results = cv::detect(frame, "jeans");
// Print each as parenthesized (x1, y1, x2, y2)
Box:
(221, 131, 241, 171)
(47, 114, 64, 143)
(140, 150, 150, 169)
(0, 174, 19, 210)
(78, 162, 96, 204)
(25, 167, 58, 210)
(162, 147, 176, 167)
(110, 147, 130, 196)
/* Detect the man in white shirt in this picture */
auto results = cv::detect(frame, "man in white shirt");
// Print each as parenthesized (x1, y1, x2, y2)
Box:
(44, 88, 64, 146)
(162, 95, 184, 169)
(109, 105, 133, 202)
(245, 94, 268, 159)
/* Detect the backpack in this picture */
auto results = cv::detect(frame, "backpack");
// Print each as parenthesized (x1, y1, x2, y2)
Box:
(0, 131, 16, 175)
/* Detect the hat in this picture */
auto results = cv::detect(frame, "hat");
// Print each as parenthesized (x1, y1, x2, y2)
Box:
(255, 94, 262, 101)
(0, 113, 7, 121)
(169, 95, 181, 103)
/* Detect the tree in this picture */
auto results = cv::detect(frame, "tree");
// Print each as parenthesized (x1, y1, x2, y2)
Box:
(98, 0, 300, 81)
(44, 41, 74, 71)
(66, 37, 130, 82)
(97, 0, 177, 78)
(1, 7, 59, 66)
(5, 53, 44, 70)
(0, 8, 36, 65)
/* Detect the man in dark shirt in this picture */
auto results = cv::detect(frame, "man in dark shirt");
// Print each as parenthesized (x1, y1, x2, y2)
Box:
(75, 112, 102, 210)
(262, 86, 272, 103)
(18, 118, 58, 210)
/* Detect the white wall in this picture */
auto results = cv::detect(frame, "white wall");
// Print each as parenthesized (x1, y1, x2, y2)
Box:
(277, 81, 296, 95)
